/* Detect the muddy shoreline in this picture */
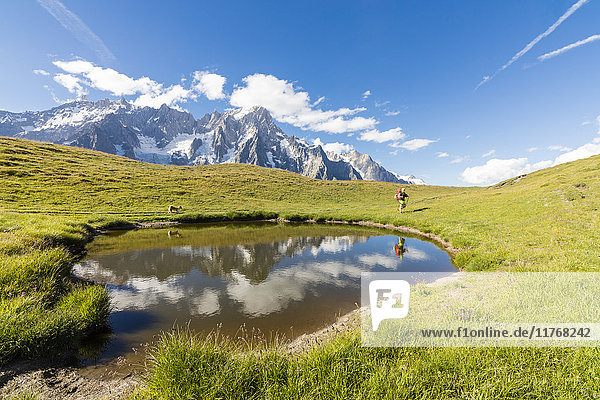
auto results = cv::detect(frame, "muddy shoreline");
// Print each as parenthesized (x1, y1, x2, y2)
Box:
(0, 358, 139, 399)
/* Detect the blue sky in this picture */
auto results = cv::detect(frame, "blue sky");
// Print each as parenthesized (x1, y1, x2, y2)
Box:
(1, 0, 599, 186)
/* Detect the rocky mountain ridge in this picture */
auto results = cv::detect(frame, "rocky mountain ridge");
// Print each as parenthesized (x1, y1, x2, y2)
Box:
(0, 99, 424, 183)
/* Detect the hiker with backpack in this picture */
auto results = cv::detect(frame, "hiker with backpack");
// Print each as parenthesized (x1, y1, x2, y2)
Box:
(395, 187, 409, 212)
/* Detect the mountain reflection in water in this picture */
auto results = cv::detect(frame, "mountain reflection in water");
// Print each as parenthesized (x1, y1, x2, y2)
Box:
(74, 222, 455, 362)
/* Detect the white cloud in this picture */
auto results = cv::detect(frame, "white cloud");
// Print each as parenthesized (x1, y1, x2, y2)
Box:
(309, 237, 356, 256)
(312, 96, 325, 106)
(358, 127, 405, 143)
(450, 156, 466, 164)
(465, 135, 471, 139)
(33, 69, 50, 76)
(362, 90, 371, 99)
(404, 248, 430, 261)
(547, 145, 572, 152)
(52, 59, 197, 108)
(43, 84, 63, 104)
(225, 261, 364, 316)
(394, 138, 437, 151)
(538, 34, 600, 61)
(476, 0, 589, 89)
(482, 149, 496, 158)
(36, 0, 115, 64)
(358, 254, 399, 269)
(133, 85, 193, 108)
(193, 71, 226, 100)
(385, 110, 402, 116)
(53, 60, 161, 96)
(553, 142, 600, 164)
(527, 147, 538, 152)
(310, 114, 376, 134)
(533, 160, 554, 169)
(189, 289, 221, 316)
(462, 136, 600, 185)
(53, 73, 87, 97)
(312, 138, 354, 154)
(47, 61, 404, 137)
(229, 73, 377, 134)
(436, 152, 450, 158)
(461, 158, 534, 185)
(374, 100, 390, 108)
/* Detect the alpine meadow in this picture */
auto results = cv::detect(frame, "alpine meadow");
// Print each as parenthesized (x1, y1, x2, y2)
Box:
(2, 1, 600, 398)
(1, 137, 600, 398)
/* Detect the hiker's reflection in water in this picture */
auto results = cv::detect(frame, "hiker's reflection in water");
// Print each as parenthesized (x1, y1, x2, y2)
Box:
(394, 237, 406, 259)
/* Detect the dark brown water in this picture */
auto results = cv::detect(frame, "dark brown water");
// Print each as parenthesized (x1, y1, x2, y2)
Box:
(74, 222, 456, 366)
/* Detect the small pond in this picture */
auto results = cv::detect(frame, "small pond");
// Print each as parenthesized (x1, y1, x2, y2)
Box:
(74, 222, 456, 365)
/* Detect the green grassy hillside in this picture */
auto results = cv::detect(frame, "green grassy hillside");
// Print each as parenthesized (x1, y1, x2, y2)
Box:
(2, 136, 600, 398)
(2, 136, 599, 272)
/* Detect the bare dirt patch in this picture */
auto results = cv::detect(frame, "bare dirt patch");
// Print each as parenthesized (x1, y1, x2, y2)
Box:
(0, 358, 139, 400)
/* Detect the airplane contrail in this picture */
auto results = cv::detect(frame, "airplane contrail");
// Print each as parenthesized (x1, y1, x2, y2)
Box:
(475, 0, 590, 90)
(538, 34, 600, 61)
(37, 0, 115, 64)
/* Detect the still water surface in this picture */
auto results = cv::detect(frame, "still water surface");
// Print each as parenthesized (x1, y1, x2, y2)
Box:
(74, 222, 456, 363)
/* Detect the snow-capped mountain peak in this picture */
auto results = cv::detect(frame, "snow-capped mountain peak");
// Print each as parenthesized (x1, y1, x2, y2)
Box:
(0, 99, 424, 183)
(392, 173, 427, 185)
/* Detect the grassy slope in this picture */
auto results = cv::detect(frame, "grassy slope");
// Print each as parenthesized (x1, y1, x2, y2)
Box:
(2, 137, 600, 397)
(2, 136, 599, 272)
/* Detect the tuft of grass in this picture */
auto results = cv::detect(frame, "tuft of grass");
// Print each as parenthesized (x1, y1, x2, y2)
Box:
(87, 216, 134, 230)
(5, 390, 40, 400)
(0, 284, 109, 364)
(0, 210, 109, 365)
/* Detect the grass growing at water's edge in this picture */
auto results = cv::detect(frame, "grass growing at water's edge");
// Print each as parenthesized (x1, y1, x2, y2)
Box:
(0, 213, 110, 364)
(133, 329, 600, 399)
(1, 137, 600, 396)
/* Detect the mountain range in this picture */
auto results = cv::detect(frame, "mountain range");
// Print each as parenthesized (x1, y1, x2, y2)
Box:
(0, 99, 424, 184)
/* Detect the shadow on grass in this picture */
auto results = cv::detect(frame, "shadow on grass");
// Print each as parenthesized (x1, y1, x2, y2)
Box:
(408, 207, 430, 213)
